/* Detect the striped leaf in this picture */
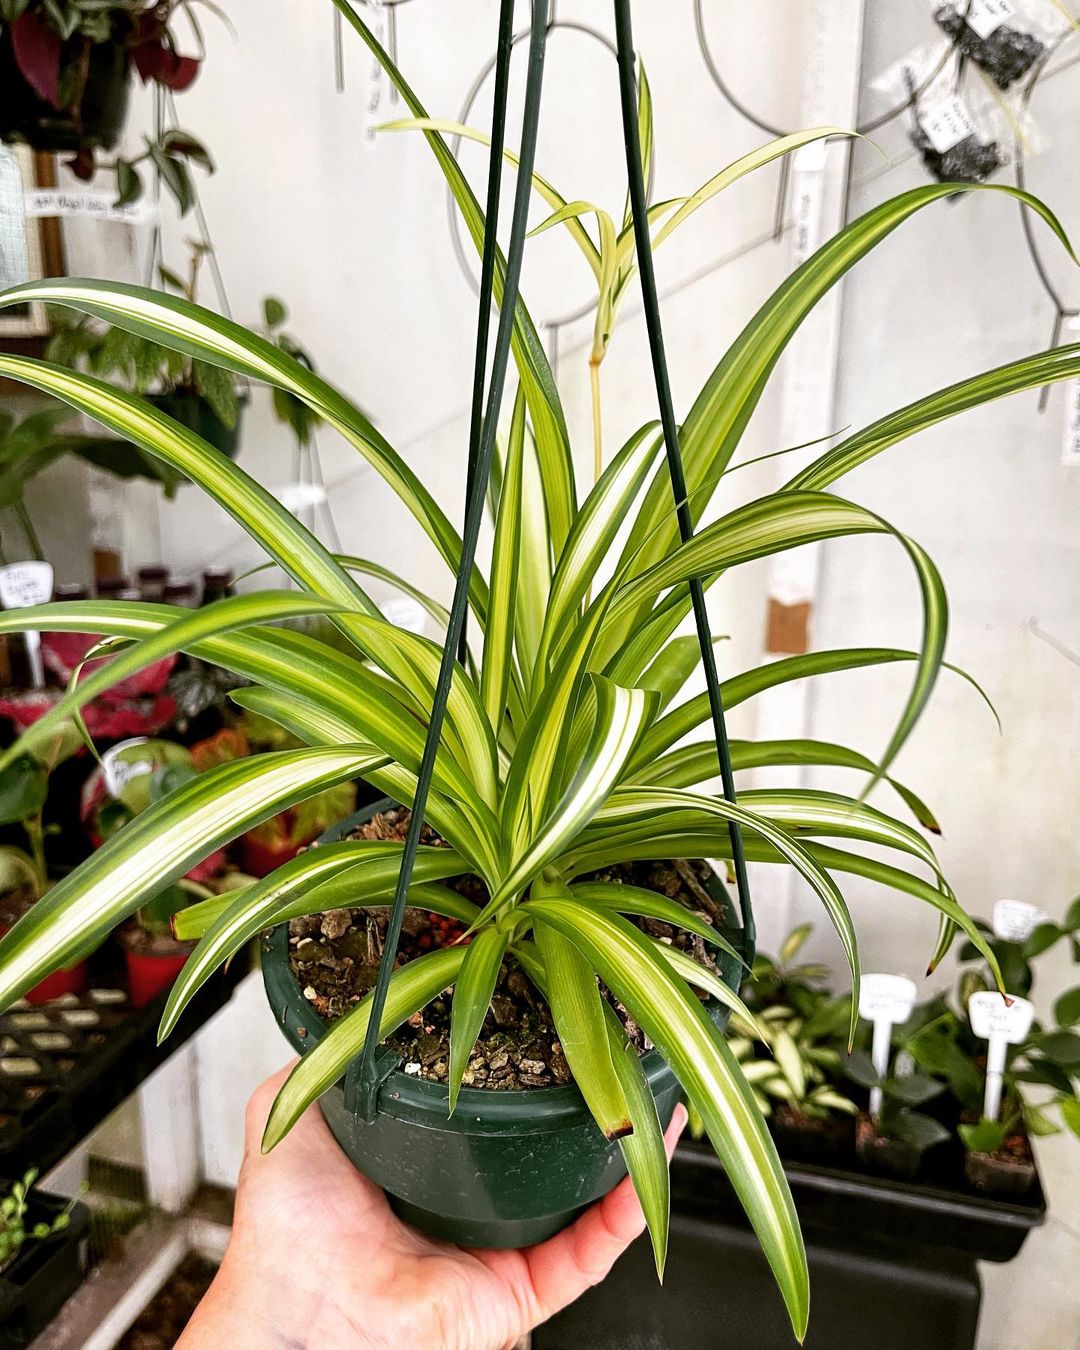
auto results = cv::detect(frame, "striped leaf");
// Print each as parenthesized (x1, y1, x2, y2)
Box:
(448, 926, 511, 1113)
(523, 899, 808, 1340)
(264, 945, 469, 1150)
(534, 906, 633, 1140)
(0, 747, 382, 1008)
(569, 880, 743, 963)
(648, 940, 768, 1042)
(160, 842, 471, 1039)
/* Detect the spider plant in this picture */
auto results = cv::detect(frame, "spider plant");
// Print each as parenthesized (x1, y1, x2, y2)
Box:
(0, 9, 1077, 1336)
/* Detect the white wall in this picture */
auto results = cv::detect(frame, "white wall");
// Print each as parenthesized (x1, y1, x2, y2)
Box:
(7, 1, 1080, 1343)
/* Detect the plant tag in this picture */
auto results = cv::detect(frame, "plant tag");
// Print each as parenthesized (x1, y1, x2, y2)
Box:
(23, 189, 158, 225)
(919, 96, 976, 153)
(859, 973, 917, 1024)
(1060, 321, 1080, 466)
(790, 139, 828, 269)
(969, 990, 1034, 1121)
(0, 562, 53, 690)
(860, 974, 917, 1118)
(963, 0, 1014, 40)
(102, 738, 154, 799)
(992, 898, 1048, 943)
(0, 561, 53, 610)
(968, 990, 1034, 1044)
(381, 597, 426, 636)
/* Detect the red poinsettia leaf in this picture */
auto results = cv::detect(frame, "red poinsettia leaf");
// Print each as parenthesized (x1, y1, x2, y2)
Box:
(10, 12, 62, 107)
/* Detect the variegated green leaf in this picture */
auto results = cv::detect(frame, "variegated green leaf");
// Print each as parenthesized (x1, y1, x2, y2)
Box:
(448, 925, 511, 1114)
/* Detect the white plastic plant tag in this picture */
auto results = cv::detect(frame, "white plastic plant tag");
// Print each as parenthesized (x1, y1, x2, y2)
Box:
(0, 561, 53, 610)
(102, 738, 154, 799)
(381, 597, 426, 636)
(789, 139, 828, 270)
(968, 990, 1035, 1122)
(919, 96, 976, 153)
(859, 974, 917, 1118)
(992, 898, 1048, 943)
(963, 0, 1015, 40)
(0, 562, 53, 689)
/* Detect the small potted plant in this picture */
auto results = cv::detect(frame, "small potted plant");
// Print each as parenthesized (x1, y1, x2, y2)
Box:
(842, 1047, 951, 1180)
(0, 725, 87, 1002)
(0, 1168, 88, 1347)
(0, 5, 1078, 1334)
(0, 0, 207, 193)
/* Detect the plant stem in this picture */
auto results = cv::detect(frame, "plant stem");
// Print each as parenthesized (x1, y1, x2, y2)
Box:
(14, 503, 43, 562)
(589, 353, 603, 484)
(24, 814, 47, 895)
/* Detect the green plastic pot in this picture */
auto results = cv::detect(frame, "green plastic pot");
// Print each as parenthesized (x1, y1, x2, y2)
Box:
(261, 799, 745, 1249)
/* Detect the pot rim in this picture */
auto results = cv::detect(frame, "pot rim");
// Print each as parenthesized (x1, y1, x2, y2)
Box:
(261, 796, 746, 1126)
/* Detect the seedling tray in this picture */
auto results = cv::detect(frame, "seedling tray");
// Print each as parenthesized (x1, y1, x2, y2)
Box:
(671, 1136, 1045, 1264)
(0, 955, 247, 1179)
(0, 1191, 90, 1349)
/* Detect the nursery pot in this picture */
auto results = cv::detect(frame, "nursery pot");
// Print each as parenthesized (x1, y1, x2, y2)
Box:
(0, 1190, 89, 1350)
(0, 926, 86, 1006)
(124, 949, 190, 1009)
(147, 391, 247, 461)
(262, 799, 745, 1249)
(0, 34, 130, 153)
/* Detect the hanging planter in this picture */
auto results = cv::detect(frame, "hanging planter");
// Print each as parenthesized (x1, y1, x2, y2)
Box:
(0, 25, 130, 155)
(260, 799, 745, 1248)
(0, 2, 205, 188)
(147, 389, 247, 462)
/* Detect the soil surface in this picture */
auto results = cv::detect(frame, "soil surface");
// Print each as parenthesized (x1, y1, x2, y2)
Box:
(115, 1252, 217, 1349)
(0, 885, 36, 930)
(116, 918, 194, 959)
(288, 806, 729, 1091)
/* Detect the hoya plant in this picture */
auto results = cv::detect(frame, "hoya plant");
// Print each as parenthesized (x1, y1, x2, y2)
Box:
(0, 4, 1077, 1336)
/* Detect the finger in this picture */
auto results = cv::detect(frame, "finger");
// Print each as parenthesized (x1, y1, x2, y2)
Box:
(523, 1103, 688, 1319)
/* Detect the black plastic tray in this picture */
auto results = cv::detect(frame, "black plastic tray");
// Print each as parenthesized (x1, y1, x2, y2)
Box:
(0, 1191, 90, 1349)
(672, 1136, 1045, 1264)
(0, 955, 247, 1179)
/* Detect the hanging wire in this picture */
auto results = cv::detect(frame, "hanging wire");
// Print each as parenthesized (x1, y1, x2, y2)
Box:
(693, 0, 965, 234)
(444, 15, 654, 330)
(1013, 30, 1080, 410)
(457, 0, 515, 665)
(613, 0, 755, 959)
(352, 0, 550, 1120)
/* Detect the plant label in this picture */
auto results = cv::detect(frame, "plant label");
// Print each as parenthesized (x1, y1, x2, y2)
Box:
(0, 561, 54, 689)
(968, 990, 1035, 1121)
(102, 738, 155, 799)
(992, 898, 1048, 943)
(963, 0, 1015, 40)
(859, 974, 917, 1117)
(23, 189, 158, 225)
(920, 96, 977, 153)
(790, 139, 828, 269)
(381, 597, 426, 636)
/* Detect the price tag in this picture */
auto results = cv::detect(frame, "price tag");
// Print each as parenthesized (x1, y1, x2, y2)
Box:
(992, 898, 1048, 943)
(102, 739, 155, 799)
(0, 562, 53, 690)
(920, 96, 976, 153)
(963, 0, 1014, 40)
(859, 974, 917, 1118)
(381, 597, 426, 636)
(23, 189, 158, 225)
(969, 990, 1034, 1121)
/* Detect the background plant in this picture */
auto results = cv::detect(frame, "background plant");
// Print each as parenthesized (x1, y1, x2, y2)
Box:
(0, 5, 1077, 1334)
(0, 1168, 74, 1272)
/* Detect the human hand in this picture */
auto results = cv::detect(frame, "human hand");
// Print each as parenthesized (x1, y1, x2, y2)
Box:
(180, 1063, 686, 1350)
